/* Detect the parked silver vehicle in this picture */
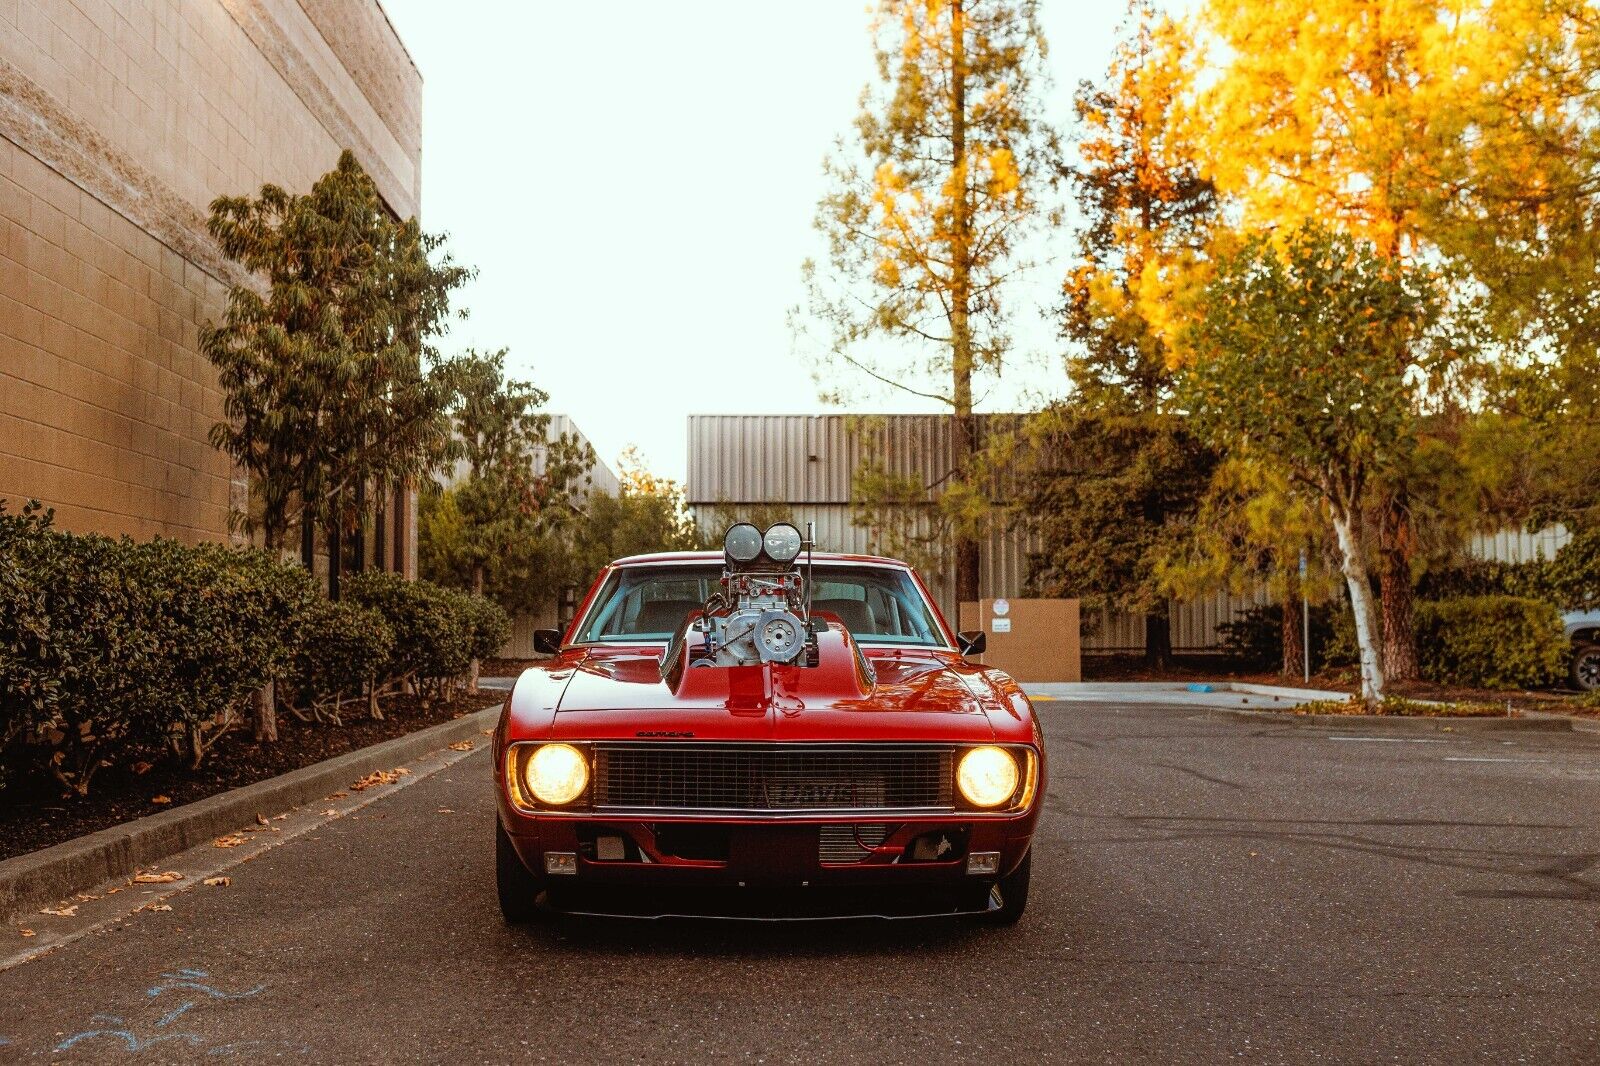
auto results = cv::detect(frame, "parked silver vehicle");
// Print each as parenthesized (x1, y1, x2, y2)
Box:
(1566, 609, 1600, 691)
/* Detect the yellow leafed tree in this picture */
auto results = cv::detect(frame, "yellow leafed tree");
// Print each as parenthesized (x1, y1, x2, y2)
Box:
(802, 0, 1058, 608)
(1178, 0, 1553, 681)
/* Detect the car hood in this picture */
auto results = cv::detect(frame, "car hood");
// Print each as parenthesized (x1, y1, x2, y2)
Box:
(541, 640, 1002, 744)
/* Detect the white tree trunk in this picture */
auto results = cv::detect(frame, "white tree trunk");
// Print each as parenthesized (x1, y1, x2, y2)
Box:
(1330, 510, 1385, 706)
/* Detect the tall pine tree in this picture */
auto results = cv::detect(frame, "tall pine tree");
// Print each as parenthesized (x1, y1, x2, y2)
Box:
(1021, 2, 1214, 665)
(803, 0, 1057, 609)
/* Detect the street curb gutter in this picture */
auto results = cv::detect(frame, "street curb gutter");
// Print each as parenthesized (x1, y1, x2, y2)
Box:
(1210, 706, 1574, 732)
(0, 703, 502, 922)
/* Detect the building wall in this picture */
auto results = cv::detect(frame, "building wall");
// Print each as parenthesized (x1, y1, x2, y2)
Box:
(0, 0, 420, 547)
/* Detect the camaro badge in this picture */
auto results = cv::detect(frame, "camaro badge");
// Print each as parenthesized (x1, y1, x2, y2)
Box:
(635, 730, 695, 738)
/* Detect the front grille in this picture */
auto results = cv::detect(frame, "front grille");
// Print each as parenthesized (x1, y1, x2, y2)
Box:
(592, 743, 954, 812)
(819, 823, 889, 863)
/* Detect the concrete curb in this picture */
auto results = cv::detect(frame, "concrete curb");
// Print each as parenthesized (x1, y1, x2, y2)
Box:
(1209, 706, 1574, 732)
(0, 703, 502, 922)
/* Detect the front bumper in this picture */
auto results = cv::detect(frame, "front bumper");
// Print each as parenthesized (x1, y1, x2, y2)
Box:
(498, 806, 1037, 918)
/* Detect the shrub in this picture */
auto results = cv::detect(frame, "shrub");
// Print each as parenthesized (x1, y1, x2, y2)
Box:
(343, 572, 472, 699)
(456, 591, 512, 664)
(0, 500, 317, 792)
(1217, 603, 1343, 670)
(3, 525, 177, 794)
(0, 503, 53, 791)
(1414, 596, 1567, 690)
(132, 539, 317, 767)
(1417, 558, 1563, 608)
(288, 599, 394, 721)
(1550, 527, 1600, 610)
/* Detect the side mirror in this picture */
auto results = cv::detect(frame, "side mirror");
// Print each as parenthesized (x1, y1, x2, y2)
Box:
(532, 629, 562, 655)
(958, 630, 987, 657)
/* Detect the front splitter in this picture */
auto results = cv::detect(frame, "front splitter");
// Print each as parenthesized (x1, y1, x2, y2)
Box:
(539, 883, 1003, 922)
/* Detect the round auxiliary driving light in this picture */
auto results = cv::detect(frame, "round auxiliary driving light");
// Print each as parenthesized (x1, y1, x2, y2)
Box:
(763, 523, 803, 563)
(724, 523, 762, 564)
(956, 746, 1020, 809)
(524, 743, 589, 806)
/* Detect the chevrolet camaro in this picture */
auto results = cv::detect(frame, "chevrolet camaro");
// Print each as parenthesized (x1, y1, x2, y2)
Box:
(493, 522, 1046, 923)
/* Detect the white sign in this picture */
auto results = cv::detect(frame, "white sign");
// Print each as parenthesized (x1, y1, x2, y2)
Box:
(991, 618, 1012, 634)
(992, 598, 1010, 617)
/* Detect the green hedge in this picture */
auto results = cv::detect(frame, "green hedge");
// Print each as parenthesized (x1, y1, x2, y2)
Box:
(287, 599, 394, 720)
(1, 500, 511, 797)
(1414, 595, 1568, 690)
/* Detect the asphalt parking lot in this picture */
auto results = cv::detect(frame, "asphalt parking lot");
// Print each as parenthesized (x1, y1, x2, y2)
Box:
(1, 699, 1597, 1063)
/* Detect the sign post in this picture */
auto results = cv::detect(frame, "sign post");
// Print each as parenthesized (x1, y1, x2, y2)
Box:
(1299, 551, 1310, 684)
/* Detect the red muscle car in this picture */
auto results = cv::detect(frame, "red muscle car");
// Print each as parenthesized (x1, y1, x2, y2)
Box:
(493, 523, 1046, 923)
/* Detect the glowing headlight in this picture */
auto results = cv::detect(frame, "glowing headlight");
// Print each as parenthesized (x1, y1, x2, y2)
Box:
(724, 523, 762, 564)
(523, 743, 589, 806)
(956, 746, 1019, 809)
(762, 523, 803, 563)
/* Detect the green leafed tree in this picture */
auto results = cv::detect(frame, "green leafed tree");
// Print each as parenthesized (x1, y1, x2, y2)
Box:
(1181, 224, 1443, 705)
(203, 149, 469, 560)
(421, 350, 595, 634)
(201, 150, 469, 740)
(802, 0, 1058, 608)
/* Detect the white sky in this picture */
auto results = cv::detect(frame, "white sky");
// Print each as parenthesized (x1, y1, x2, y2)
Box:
(379, 1, 1154, 482)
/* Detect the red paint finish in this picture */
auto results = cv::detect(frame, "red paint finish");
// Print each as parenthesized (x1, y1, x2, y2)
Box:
(495, 553, 1047, 916)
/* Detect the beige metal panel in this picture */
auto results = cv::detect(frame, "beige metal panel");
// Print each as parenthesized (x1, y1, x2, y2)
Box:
(1470, 524, 1569, 564)
(688, 413, 1014, 506)
(1081, 608, 1148, 652)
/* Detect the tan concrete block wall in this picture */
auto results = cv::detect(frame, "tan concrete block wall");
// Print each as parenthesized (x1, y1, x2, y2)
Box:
(0, 0, 421, 544)
(0, 137, 231, 540)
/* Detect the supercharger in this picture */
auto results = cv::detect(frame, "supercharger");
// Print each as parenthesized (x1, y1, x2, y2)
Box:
(693, 523, 817, 668)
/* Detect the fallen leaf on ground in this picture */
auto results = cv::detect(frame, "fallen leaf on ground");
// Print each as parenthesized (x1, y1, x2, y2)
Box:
(481, 728, 494, 736)
(203, 876, 231, 887)
(74, 893, 99, 902)
(437, 807, 454, 814)
(448, 741, 473, 752)
(131, 761, 152, 775)
(328, 791, 348, 799)
(133, 871, 183, 884)
(142, 903, 172, 913)
(41, 905, 77, 917)
(274, 813, 290, 820)
(321, 808, 338, 816)
(150, 794, 172, 805)
(19, 928, 34, 937)
(350, 768, 408, 791)
(213, 834, 247, 848)
(256, 813, 270, 826)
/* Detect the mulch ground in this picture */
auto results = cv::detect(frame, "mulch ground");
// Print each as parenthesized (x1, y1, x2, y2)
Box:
(0, 691, 497, 864)
(1083, 654, 1597, 717)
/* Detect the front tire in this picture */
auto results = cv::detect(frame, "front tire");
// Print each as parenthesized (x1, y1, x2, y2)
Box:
(978, 849, 1032, 926)
(1571, 643, 1600, 693)
(496, 819, 545, 924)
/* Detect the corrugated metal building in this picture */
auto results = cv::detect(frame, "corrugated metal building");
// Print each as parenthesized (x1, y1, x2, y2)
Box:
(684, 414, 1571, 655)
(685, 414, 1270, 653)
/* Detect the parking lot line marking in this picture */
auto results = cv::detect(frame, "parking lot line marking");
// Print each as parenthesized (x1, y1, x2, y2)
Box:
(1326, 736, 1449, 744)
(1443, 756, 1549, 763)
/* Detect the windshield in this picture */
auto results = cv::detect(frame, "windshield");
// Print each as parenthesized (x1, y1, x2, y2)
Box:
(571, 563, 949, 647)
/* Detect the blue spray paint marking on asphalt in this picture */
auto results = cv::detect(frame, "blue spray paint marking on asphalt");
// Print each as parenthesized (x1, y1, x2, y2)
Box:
(146, 968, 265, 1001)
(55, 1014, 204, 1053)
(52, 968, 283, 1055)
(155, 1002, 196, 1027)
